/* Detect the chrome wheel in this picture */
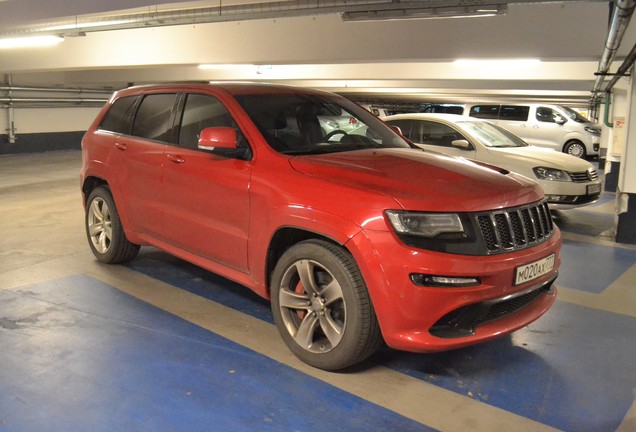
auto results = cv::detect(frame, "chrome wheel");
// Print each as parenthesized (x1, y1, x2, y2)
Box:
(278, 259, 346, 353)
(565, 141, 586, 158)
(87, 196, 112, 254)
(270, 239, 382, 370)
(84, 186, 139, 263)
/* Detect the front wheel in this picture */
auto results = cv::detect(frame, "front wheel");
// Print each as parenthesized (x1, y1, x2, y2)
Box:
(564, 140, 586, 158)
(270, 239, 382, 371)
(85, 186, 140, 264)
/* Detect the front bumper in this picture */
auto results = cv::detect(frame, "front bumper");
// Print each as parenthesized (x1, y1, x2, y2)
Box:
(542, 180, 602, 210)
(349, 226, 561, 352)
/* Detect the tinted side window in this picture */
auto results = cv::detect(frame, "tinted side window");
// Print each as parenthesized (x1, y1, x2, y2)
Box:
(469, 105, 500, 119)
(415, 121, 462, 147)
(131, 93, 178, 142)
(536, 107, 560, 123)
(385, 120, 415, 140)
(178, 94, 236, 150)
(99, 95, 138, 134)
(500, 105, 529, 121)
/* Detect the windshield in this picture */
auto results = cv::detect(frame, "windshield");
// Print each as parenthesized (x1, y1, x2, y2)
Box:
(559, 106, 591, 123)
(457, 121, 529, 148)
(234, 93, 412, 155)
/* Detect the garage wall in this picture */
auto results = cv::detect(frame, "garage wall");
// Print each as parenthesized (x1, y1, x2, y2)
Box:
(0, 107, 101, 154)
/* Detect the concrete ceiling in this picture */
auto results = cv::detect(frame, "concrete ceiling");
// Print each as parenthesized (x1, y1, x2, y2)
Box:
(0, 0, 634, 108)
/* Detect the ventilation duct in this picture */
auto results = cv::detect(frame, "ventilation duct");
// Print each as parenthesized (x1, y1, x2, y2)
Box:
(592, 0, 636, 98)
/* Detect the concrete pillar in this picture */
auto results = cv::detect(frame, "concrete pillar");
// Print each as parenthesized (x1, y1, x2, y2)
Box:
(616, 71, 636, 244)
(604, 87, 630, 192)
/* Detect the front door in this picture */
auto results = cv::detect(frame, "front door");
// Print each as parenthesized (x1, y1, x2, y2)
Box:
(161, 93, 252, 273)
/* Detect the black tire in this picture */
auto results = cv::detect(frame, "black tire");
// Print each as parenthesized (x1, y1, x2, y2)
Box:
(270, 239, 383, 371)
(85, 186, 140, 264)
(564, 140, 586, 158)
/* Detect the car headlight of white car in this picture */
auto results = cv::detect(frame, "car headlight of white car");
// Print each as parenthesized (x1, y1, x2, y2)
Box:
(533, 167, 572, 182)
(584, 126, 601, 135)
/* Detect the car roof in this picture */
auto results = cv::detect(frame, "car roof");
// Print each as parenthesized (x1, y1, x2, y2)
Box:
(383, 113, 478, 123)
(113, 81, 336, 98)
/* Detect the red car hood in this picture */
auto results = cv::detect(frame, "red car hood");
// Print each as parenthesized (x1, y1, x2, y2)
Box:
(289, 149, 543, 212)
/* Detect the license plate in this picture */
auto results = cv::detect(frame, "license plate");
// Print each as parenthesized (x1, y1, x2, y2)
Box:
(515, 254, 555, 285)
(587, 183, 601, 194)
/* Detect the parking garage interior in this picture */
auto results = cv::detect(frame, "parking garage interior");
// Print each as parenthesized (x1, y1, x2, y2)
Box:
(1, 1, 636, 431)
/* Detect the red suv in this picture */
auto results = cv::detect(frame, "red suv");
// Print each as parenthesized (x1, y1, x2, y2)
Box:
(81, 83, 560, 371)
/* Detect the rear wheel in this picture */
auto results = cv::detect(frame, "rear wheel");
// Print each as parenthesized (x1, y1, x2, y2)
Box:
(270, 239, 382, 371)
(564, 140, 586, 158)
(85, 186, 140, 263)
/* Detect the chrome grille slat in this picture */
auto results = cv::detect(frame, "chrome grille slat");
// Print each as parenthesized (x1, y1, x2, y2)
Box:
(476, 200, 554, 254)
(568, 169, 599, 183)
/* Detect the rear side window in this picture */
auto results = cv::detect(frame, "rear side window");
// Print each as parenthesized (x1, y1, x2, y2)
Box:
(99, 95, 138, 134)
(178, 94, 236, 150)
(500, 105, 529, 121)
(469, 105, 500, 119)
(131, 93, 178, 143)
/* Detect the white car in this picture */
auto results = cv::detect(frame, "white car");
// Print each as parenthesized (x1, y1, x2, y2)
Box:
(384, 113, 602, 210)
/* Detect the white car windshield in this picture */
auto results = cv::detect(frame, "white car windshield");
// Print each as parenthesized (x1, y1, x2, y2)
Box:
(457, 121, 529, 148)
(560, 106, 592, 123)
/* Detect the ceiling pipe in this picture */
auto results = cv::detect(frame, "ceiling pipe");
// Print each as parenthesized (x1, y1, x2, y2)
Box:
(604, 41, 636, 92)
(592, 0, 636, 97)
(0, 85, 112, 94)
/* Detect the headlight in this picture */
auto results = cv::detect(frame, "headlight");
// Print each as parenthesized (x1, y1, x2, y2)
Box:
(585, 126, 601, 135)
(386, 211, 464, 237)
(533, 167, 572, 182)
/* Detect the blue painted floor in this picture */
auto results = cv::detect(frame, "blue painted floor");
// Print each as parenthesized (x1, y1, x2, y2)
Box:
(124, 247, 636, 432)
(0, 275, 432, 432)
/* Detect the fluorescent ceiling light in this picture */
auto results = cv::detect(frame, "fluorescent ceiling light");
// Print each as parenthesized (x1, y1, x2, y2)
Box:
(342, 5, 506, 22)
(198, 64, 256, 70)
(42, 20, 131, 32)
(0, 35, 64, 49)
(454, 59, 542, 66)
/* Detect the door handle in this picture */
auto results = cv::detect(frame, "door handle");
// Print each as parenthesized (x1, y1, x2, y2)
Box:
(114, 142, 127, 151)
(166, 153, 185, 164)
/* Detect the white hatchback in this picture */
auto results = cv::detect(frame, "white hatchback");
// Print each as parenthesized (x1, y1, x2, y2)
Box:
(384, 113, 602, 210)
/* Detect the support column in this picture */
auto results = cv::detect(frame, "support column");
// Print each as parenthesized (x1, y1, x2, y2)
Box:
(604, 88, 629, 192)
(616, 70, 636, 244)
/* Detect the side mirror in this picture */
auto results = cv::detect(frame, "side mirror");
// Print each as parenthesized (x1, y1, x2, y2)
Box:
(451, 139, 473, 151)
(198, 127, 248, 159)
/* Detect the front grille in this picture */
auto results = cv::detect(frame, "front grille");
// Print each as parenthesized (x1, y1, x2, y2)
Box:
(569, 169, 598, 182)
(430, 276, 556, 338)
(476, 200, 554, 254)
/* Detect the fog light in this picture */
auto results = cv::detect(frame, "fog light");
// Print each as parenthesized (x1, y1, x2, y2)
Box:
(546, 195, 566, 202)
(410, 274, 480, 287)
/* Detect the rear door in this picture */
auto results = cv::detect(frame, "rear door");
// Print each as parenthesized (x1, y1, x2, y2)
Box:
(161, 92, 253, 273)
(106, 92, 178, 237)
